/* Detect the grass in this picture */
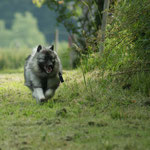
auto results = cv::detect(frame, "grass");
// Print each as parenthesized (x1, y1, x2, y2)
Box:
(0, 47, 30, 70)
(0, 69, 150, 150)
(57, 41, 71, 70)
(0, 41, 71, 71)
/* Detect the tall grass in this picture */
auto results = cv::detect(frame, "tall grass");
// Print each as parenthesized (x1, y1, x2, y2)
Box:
(0, 47, 30, 70)
(57, 41, 71, 70)
(0, 41, 71, 71)
(78, 0, 150, 95)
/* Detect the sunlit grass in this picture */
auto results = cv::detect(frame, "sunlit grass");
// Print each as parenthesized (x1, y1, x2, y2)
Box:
(0, 70, 150, 150)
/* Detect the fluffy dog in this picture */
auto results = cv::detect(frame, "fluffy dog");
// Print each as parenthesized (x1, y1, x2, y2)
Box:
(24, 45, 63, 104)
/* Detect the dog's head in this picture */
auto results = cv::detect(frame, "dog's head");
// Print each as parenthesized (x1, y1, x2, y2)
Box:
(36, 45, 58, 74)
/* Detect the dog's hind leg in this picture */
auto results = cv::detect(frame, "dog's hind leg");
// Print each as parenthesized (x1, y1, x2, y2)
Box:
(33, 88, 46, 104)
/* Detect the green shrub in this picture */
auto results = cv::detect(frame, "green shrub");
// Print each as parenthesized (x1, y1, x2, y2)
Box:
(103, 0, 150, 71)
(103, 0, 150, 95)
(80, 0, 150, 95)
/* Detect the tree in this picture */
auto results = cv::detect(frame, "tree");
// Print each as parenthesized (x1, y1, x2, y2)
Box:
(0, 12, 46, 48)
(33, 0, 104, 52)
(99, 0, 110, 53)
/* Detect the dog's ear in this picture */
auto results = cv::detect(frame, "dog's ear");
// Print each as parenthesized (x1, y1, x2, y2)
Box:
(37, 45, 42, 52)
(49, 45, 54, 51)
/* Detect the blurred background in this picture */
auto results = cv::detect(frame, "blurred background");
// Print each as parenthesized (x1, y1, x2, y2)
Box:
(0, 0, 70, 71)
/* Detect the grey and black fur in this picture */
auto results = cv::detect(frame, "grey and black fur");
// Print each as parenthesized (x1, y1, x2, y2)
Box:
(24, 45, 63, 104)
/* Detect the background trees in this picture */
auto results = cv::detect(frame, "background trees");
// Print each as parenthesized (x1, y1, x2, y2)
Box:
(0, 12, 46, 48)
(0, 0, 68, 44)
(33, 0, 105, 50)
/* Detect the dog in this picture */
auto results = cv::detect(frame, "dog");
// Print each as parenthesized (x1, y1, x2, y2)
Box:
(24, 45, 64, 104)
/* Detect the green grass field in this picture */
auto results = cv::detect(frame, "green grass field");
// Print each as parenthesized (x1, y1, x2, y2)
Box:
(0, 70, 150, 150)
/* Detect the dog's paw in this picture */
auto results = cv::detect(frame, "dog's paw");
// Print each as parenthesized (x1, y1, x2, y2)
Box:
(40, 98, 48, 103)
(36, 98, 47, 104)
(45, 89, 54, 99)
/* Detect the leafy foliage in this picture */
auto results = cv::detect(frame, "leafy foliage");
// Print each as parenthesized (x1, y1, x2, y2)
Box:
(103, 0, 150, 72)
(33, 0, 104, 49)
(83, 0, 150, 95)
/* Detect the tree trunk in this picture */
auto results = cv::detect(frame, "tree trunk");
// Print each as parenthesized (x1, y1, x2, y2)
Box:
(55, 29, 59, 52)
(99, 0, 110, 53)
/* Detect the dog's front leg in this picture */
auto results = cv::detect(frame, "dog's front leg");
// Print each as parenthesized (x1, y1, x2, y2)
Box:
(45, 89, 55, 100)
(33, 88, 45, 104)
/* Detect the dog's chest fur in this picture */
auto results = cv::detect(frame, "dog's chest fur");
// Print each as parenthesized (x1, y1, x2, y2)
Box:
(41, 75, 60, 92)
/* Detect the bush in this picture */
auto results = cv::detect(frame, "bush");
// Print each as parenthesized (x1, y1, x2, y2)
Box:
(103, 0, 150, 71)
(103, 0, 150, 95)
(80, 0, 150, 95)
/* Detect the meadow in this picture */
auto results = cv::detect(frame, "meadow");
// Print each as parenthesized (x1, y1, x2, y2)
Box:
(0, 0, 150, 149)
(0, 69, 150, 150)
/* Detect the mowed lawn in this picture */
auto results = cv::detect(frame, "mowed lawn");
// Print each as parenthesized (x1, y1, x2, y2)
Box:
(0, 70, 150, 150)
